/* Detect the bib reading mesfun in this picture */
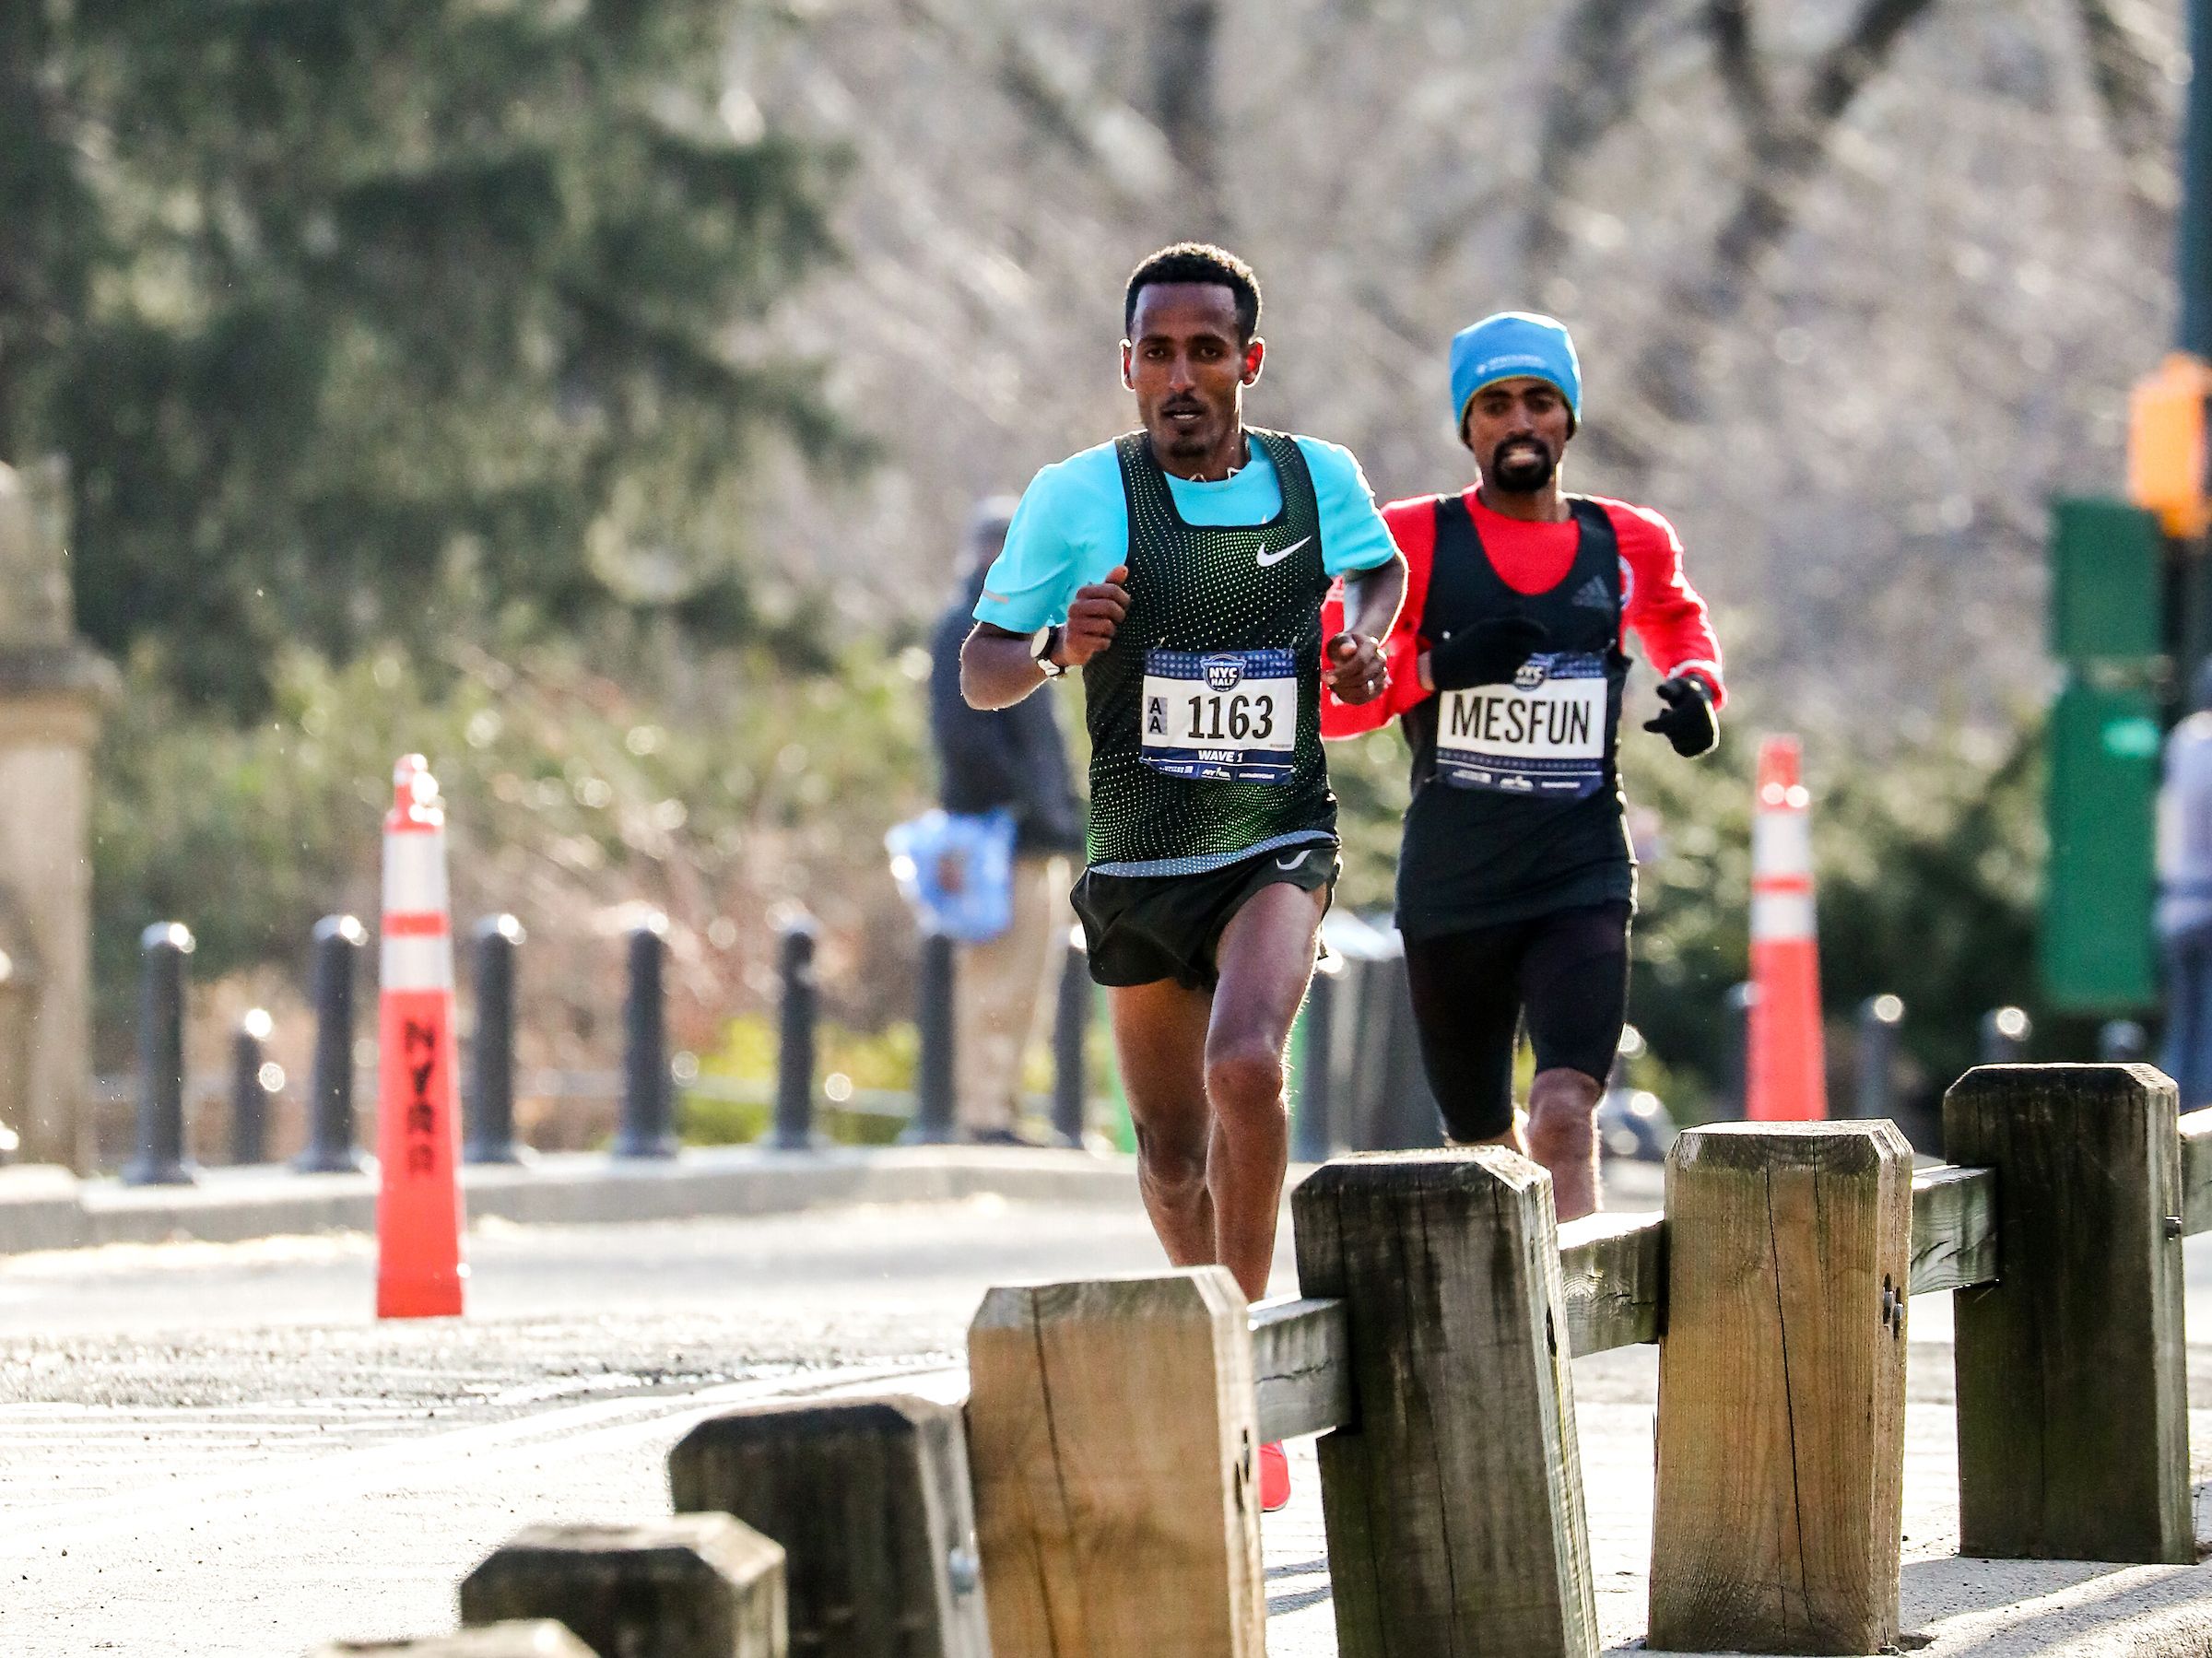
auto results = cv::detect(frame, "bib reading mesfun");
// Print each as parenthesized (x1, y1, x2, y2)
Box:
(1438, 653, 1608, 797)
(1140, 648, 1297, 783)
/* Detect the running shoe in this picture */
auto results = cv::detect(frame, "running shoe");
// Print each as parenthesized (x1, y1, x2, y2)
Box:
(1258, 1440, 1290, 1511)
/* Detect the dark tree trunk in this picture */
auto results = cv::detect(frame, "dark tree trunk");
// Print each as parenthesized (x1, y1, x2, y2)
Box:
(1147, 0, 1223, 222)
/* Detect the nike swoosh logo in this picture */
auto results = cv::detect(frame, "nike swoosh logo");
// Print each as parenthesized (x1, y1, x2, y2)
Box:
(1276, 851, 1312, 870)
(1256, 535, 1311, 568)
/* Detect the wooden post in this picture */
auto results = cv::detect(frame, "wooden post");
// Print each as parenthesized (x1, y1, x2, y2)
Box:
(460, 1516, 786, 1658)
(1647, 1121, 1912, 1655)
(967, 1267, 1264, 1658)
(308, 1627, 596, 1657)
(668, 1394, 987, 1657)
(1292, 1148, 1595, 1658)
(1945, 1063, 2191, 1562)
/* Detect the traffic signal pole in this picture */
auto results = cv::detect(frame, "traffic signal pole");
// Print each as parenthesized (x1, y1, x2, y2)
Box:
(2176, 0, 2212, 691)
(2043, 2, 2212, 1014)
(2181, 0, 2212, 360)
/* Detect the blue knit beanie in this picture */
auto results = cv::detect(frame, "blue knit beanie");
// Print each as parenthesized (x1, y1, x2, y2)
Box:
(1449, 312, 1583, 433)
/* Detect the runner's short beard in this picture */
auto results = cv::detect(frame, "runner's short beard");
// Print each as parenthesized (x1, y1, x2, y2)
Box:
(1488, 441, 1556, 493)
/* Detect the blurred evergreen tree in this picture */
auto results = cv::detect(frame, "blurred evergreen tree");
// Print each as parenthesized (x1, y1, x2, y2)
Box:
(2, 0, 851, 711)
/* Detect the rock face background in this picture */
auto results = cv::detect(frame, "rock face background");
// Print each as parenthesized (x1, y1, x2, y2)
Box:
(725, 0, 2183, 733)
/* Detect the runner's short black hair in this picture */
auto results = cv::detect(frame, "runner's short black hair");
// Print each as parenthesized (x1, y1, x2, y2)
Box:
(1124, 242, 1263, 344)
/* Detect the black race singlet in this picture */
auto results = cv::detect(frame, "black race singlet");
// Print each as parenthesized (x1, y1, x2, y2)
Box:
(1396, 495, 1634, 935)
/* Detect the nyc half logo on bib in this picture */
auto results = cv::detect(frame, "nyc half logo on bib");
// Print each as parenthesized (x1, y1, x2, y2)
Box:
(1140, 647, 1297, 783)
(1438, 652, 1608, 797)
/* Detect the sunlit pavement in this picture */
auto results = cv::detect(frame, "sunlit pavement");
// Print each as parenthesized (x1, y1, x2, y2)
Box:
(6, 1164, 2212, 1655)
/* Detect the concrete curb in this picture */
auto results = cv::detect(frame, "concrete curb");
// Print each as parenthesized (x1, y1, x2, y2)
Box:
(0, 1146, 1144, 1253)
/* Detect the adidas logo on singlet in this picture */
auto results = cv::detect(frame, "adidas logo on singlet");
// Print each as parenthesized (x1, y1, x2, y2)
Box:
(1571, 575, 1613, 611)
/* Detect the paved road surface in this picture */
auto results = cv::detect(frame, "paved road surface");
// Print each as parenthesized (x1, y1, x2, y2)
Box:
(6, 1173, 2212, 1655)
(0, 1194, 1313, 1654)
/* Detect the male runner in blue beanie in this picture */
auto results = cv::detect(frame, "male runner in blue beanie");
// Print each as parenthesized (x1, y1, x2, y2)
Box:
(1325, 311, 1724, 1217)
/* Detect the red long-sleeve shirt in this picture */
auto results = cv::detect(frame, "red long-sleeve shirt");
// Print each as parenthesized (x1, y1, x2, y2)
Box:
(1323, 488, 1724, 736)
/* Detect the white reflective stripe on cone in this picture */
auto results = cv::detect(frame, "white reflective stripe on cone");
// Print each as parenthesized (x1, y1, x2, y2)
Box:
(382, 934, 455, 993)
(382, 830, 451, 916)
(1751, 812, 1811, 877)
(1751, 892, 1817, 941)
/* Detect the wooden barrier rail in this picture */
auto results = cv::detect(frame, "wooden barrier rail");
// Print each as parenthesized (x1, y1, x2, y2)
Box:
(1908, 1161, 1999, 1294)
(1559, 1209, 1665, 1353)
(311, 1064, 2212, 1658)
(2183, 1102, 2212, 1235)
(1248, 1294, 1351, 1442)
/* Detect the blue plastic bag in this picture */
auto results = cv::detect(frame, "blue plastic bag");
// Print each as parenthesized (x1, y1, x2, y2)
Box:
(886, 809, 1017, 942)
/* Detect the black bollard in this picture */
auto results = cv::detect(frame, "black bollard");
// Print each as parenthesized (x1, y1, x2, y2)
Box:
(465, 914, 525, 1164)
(229, 1007, 276, 1165)
(1979, 1005, 2032, 1064)
(1292, 958, 1341, 1164)
(1718, 981, 1756, 1119)
(2100, 1018, 2150, 1063)
(294, 914, 368, 1173)
(771, 913, 818, 1150)
(614, 913, 677, 1158)
(125, 923, 197, 1186)
(903, 927, 958, 1145)
(1853, 994, 1904, 1121)
(1051, 928, 1089, 1149)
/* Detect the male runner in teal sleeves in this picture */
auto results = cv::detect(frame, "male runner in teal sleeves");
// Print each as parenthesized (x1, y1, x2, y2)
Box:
(961, 242, 1405, 1511)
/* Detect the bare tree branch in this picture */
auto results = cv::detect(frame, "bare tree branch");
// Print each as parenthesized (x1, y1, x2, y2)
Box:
(1704, 0, 1774, 143)
(2074, 0, 2169, 165)
(1519, 0, 1674, 273)
(1630, 0, 1940, 421)
(1146, 0, 1222, 199)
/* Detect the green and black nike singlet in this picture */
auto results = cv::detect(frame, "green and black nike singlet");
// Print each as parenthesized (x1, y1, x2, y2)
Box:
(1082, 430, 1338, 876)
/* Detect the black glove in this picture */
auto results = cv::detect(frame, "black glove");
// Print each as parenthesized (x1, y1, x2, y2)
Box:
(1428, 617, 1551, 690)
(1643, 675, 1718, 757)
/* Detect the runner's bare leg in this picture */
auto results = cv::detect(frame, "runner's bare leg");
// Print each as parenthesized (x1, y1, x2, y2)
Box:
(1110, 880, 1324, 1300)
(1203, 880, 1326, 1299)
(1526, 1065, 1603, 1219)
(1110, 978, 1218, 1270)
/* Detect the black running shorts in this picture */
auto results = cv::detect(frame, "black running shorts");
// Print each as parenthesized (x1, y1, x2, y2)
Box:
(1401, 901, 1631, 1143)
(1071, 841, 1338, 992)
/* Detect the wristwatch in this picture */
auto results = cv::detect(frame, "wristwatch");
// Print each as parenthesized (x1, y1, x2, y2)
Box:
(1031, 625, 1066, 678)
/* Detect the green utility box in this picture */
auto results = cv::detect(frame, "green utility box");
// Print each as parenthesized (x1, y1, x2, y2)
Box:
(2041, 676, 2161, 1010)
(2050, 498, 2162, 659)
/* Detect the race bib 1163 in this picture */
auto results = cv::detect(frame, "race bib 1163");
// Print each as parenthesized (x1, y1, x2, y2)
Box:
(1437, 653, 1609, 798)
(1140, 648, 1297, 784)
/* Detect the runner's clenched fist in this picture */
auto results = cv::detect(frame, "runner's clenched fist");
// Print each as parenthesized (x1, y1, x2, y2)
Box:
(1324, 630, 1387, 704)
(1057, 565, 1130, 667)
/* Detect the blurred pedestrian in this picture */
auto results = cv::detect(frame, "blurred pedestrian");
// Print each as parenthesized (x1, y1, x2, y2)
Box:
(2158, 662, 2212, 1107)
(929, 499, 1086, 1143)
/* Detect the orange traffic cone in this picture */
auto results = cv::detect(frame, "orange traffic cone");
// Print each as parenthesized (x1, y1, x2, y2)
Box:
(375, 755, 467, 1318)
(1747, 735, 1828, 1121)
